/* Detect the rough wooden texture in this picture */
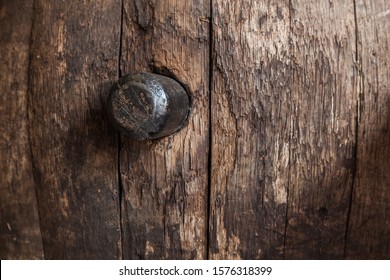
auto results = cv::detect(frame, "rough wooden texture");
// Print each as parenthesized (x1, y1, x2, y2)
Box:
(120, 0, 210, 259)
(345, 0, 390, 259)
(210, 0, 292, 259)
(0, 0, 44, 259)
(28, 0, 121, 259)
(209, 0, 358, 259)
(284, 0, 357, 259)
(1, 0, 389, 260)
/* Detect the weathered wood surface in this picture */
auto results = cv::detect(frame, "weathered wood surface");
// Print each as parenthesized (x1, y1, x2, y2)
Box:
(119, 0, 210, 259)
(1, 0, 389, 260)
(27, 0, 122, 259)
(209, 0, 292, 259)
(0, 0, 44, 259)
(284, 0, 357, 259)
(345, 0, 390, 259)
(209, 1, 390, 259)
(209, 0, 387, 259)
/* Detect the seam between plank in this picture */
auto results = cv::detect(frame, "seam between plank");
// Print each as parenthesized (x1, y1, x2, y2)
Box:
(343, 0, 362, 259)
(206, 0, 214, 260)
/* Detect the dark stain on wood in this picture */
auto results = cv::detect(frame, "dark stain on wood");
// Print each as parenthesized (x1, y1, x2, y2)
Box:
(27, 0, 122, 259)
(0, 0, 44, 259)
(345, 0, 390, 259)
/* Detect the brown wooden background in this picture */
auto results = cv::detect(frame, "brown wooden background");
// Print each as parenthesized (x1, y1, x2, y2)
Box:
(1, 0, 389, 259)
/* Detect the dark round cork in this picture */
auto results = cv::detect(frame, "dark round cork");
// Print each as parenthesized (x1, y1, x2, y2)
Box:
(107, 73, 190, 140)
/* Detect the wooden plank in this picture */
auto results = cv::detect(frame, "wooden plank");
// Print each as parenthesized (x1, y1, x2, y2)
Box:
(209, 0, 292, 259)
(120, 0, 210, 259)
(0, 0, 44, 259)
(210, 0, 357, 259)
(284, 0, 357, 259)
(345, 0, 390, 259)
(28, 0, 122, 259)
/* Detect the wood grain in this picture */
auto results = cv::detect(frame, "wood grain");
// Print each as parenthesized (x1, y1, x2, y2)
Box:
(0, 0, 44, 259)
(210, 0, 292, 259)
(28, 0, 122, 259)
(120, 0, 210, 259)
(284, 0, 357, 259)
(1, 0, 389, 260)
(345, 0, 390, 259)
(209, 0, 358, 259)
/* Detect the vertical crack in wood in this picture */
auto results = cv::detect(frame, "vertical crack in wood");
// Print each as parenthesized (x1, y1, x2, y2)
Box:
(283, 0, 293, 260)
(117, 0, 125, 260)
(118, 0, 124, 79)
(206, 0, 213, 260)
(117, 133, 124, 259)
(344, 0, 362, 259)
(26, 0, 46, 259)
